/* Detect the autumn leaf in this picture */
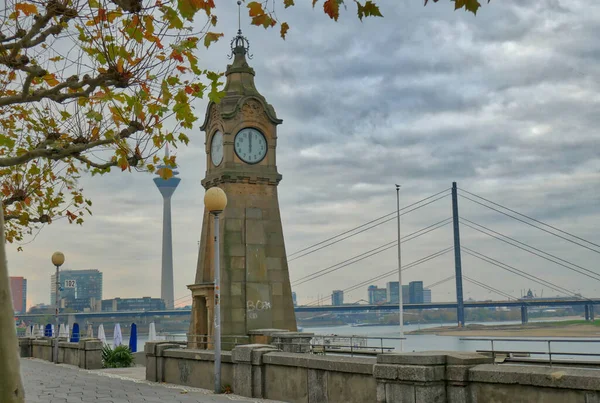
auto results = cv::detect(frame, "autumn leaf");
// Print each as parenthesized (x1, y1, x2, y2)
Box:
(66, 210, 78, 223)
(455, 0, 481, 14)
(323, 0, 339, 21)
(170, 50, 184, 62)
(248, 1, 264, 16)
(15, 2, 38, 16)
(284, 0, 294, 8)
(203, 32, 224, 48)
(178, 0, 201, 19)
(252, 13, 276, 28)
(357, 1, 383, 21)
(280, 22, 290, 39)
(43, 74, 60, 87)
(424, 0, 485, 15)
(157, 167, 174, 179)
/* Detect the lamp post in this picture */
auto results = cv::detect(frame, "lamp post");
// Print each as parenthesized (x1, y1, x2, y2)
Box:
(204, 187, 227, 394)
(395, 184, 403, 352)
(51, 251, 65, 364)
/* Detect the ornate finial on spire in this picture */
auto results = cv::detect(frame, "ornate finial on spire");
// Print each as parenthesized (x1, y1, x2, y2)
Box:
(229, 0, 253, 59)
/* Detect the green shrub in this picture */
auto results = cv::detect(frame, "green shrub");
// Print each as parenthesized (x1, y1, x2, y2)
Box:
(102, 345, 134, 368)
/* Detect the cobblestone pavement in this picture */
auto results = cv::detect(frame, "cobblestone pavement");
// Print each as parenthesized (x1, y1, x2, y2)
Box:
(21, 358, 285, 403)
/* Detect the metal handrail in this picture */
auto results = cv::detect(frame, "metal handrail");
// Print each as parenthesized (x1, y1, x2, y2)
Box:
(460, 337, 600, 366)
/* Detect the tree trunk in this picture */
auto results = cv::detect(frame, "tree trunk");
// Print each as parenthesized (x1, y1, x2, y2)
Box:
(0, 202, 25, 402)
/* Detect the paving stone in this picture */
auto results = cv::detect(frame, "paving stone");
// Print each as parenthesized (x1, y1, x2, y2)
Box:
(21, 358, 285, 403)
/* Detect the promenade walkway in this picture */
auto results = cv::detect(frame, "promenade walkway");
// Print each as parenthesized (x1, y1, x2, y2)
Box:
(21, 358, 283, 403)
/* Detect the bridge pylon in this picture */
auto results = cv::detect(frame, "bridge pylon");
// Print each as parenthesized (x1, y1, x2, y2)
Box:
(452, 182, 465, 327)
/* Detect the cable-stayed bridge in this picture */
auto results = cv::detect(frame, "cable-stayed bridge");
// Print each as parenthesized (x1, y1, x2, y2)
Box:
(20, 182, 599, 326)
(284, 181, 600, 325)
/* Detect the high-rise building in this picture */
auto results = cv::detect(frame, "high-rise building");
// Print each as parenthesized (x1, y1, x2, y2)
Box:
(154, 146, 180, 310)
(409, 281, 424, 304)
(368, 285, 387, 305)
(331, 290, 344, 306)
(292, 292, 297, 307)
(51, 269, 103, 310)
(423, 288, 432, 304)
(9, 277, 27, 314)
(386, 282, 398, 304)
(386, 282, 411, 304)
(402, 285, 410, 304)
(101, 297, 166, 312)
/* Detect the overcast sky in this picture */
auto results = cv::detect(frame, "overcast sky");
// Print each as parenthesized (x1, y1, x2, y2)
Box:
(7, 0, 600, 309)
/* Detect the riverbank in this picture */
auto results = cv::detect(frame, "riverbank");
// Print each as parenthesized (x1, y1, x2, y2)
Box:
(408, 319, 600, 337)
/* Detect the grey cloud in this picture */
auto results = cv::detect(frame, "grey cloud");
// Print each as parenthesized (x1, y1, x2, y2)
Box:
(8, 1, 600, 307)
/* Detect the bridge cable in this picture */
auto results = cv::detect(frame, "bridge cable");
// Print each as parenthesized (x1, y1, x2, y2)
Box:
(458, 193, 600, 255)
(304, 246, 453, 306)
(292, 219, 452, 286)
(459, 188, 600, 251)
(462, 246, 585, 300)
(463, 275, 518, 301)
(425, 275, 455, 290)
(288, 189, 451, 261)
(460, 218, 600, 282)
(461, 246, 592, 302)
(304, 247, 451, 306)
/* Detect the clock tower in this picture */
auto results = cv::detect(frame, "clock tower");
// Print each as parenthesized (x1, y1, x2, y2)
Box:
(188, 30, 297, 348)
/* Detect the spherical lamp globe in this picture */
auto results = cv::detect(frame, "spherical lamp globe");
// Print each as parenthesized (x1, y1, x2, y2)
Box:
(51, 251, 65, 267)
(204, 187, 227, 212)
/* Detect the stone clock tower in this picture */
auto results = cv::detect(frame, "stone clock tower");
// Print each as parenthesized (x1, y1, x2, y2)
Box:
(187, 31, 297, 348)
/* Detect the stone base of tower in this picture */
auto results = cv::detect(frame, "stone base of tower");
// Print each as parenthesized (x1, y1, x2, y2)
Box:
(186, 283, 215, 349)
(188, 182, 297, 348)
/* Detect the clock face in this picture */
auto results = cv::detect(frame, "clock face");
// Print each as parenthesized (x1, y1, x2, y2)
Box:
(210, 130, 224, 167)
(234, 128, 267, 164)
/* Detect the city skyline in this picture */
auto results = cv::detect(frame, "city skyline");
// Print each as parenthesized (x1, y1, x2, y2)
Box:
(5, 1, 600, 309)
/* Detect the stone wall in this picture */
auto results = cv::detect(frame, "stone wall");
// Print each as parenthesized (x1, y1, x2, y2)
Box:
(146, 343, 600, 403)
(145, 342, 235, 391)
(19, 338, 102, 369)
(469, 364, 600, 403)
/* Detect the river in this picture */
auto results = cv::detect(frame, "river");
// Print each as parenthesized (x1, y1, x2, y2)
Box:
(114, 320, 600, 360)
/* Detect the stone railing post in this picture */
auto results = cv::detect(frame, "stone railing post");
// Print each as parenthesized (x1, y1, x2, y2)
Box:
(232, 344, 278, 398)
(374, 352, 447, 403)
(145, 342, 181, 382)
(445, 352, 493, 403)
(78, 339, 102, 369)
(373, 352, 492, 403)
(18, 338, 32, 358)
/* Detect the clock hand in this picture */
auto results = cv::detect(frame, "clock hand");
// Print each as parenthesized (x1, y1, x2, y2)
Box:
(249, 133, 252, 153)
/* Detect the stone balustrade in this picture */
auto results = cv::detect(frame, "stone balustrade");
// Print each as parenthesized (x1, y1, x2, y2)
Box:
(145, 342, 600, 403)
(18, 337, 102, 369)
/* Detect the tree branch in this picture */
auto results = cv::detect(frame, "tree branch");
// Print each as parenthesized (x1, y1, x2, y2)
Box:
(0, 122, 143, 167)
(0, 73, 121, 107)
(4, 214, 49, 223)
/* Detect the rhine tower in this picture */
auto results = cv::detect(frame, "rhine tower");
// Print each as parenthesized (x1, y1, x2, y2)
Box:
(153, 147, 180, 309)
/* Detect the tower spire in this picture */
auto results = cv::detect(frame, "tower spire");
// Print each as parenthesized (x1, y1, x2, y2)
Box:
(237, 0, 241, 33)
(229, 0, 252, 59)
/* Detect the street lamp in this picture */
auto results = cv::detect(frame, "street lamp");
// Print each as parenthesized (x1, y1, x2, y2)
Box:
(204, 187, 227, 394)
(51, 251, 65, 364)
(395, 184, 404, 352)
